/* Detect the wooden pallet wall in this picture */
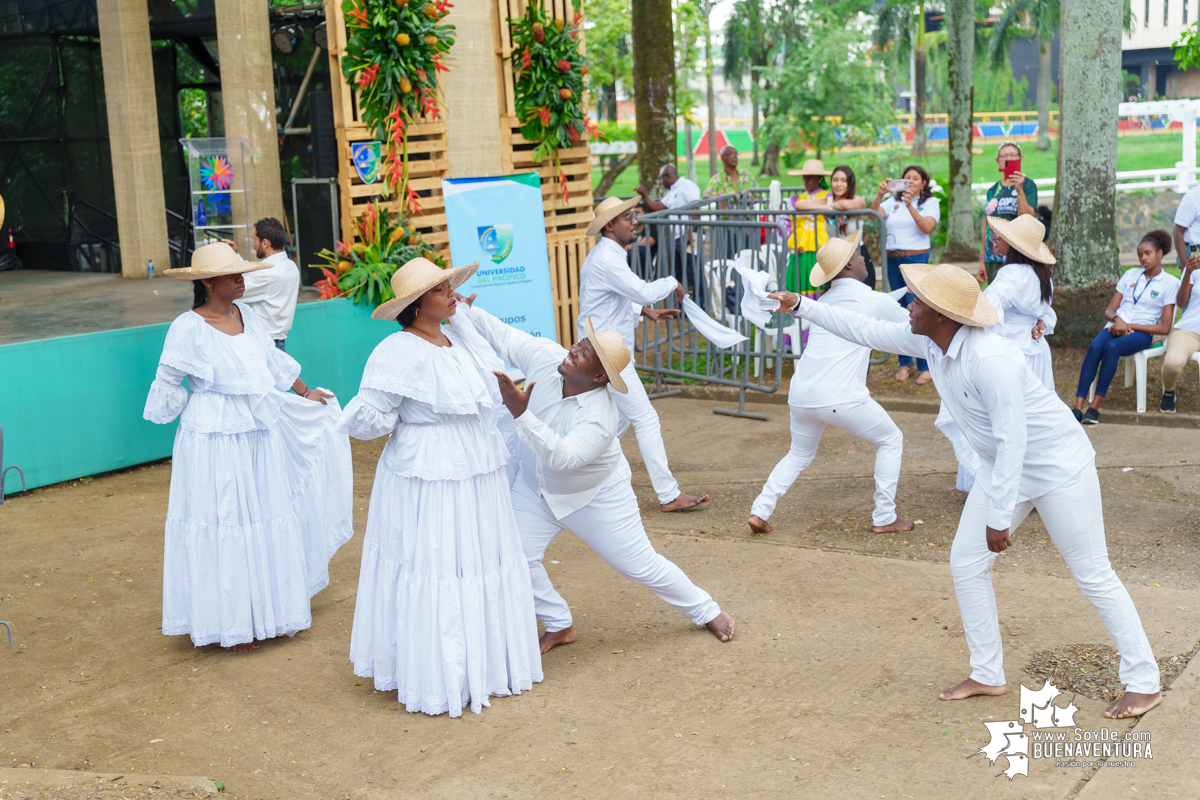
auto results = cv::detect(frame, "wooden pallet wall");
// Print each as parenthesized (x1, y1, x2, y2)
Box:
(494, 0, 595, 345)
(324, 0, 451, 257)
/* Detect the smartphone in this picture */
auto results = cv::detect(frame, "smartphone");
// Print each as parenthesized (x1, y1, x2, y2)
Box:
(1002, 157, 1022, 179)
(886, 178, 909, 193)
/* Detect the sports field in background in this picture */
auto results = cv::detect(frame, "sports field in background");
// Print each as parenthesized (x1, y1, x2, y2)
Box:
(593, 131, 1199, 198)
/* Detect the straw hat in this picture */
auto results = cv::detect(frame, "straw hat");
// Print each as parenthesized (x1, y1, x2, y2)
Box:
(809, 230, 863, 286)
(587, 196, 640, 237)
(786, 158, 832, 177)
(163, 241, 272, 281)
(582, 316, 630, 394)
(371, 256, 479, 321)
(899, 262, 998, 327)
(986, 215, 1056, 265)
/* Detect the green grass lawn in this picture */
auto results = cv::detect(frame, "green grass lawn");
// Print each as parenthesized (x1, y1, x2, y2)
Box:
(592, 132, 1198, 197)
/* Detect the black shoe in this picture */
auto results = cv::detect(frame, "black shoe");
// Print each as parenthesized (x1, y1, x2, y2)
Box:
(1082, 408, 1100, 425)
(1160, 391, 1177, 413)
(1072, 407, 1084, 422)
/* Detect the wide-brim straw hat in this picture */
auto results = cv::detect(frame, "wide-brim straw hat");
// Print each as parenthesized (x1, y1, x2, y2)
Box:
(787, 158, 832, 177)
(163, 241, 272, 281)
(587, 196, 640, 237)
(987, 215, 1056, 265)
(900, 262, 999, 328)
(372, 256, 479, 321)
(582, 316, 630, 394)
(810, 230, 863, 286)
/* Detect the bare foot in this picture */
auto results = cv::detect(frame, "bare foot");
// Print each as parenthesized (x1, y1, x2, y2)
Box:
(539, 626, 577, 654)
(894, 366, 913, 382)
(871, 516, 914, 533)
(705, 612, 735, 642)
(661, 492, 709, 512)
(221, 641, 260, 653)
(915, 370, 933, 385)
(939, 678, 1006, 701)
(748, 514, 773, 533)
(1104, 691, 1161, 719)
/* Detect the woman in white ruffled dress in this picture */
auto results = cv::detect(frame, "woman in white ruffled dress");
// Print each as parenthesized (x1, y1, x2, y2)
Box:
(935, 214, 1057, 491)
(144, 242, 353, 651)
(337, 257, 541, 717)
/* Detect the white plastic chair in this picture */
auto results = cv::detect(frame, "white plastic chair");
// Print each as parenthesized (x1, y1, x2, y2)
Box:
(1087, 337, 1166, 413)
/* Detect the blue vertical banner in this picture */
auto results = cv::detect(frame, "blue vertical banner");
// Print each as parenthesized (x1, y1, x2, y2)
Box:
(443, 173, 556, 340)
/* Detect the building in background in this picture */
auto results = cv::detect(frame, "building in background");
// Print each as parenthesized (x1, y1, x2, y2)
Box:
(1123, 1, 1200, 99)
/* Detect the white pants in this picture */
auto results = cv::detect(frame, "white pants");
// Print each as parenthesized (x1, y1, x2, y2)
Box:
(751, 400, 904, 527)
(613, 359, 681, 504)
(950, 461, 1160, 694)
(511, 465, 721, 633)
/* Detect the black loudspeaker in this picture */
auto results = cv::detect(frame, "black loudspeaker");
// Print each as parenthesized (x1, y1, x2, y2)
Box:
(292, 179, 339, 286)
(310, 91, 338, 179)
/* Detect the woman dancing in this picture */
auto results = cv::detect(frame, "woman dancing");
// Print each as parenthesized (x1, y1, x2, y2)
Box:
(338, 257, 541, 717)
(144, 242, 353, 652)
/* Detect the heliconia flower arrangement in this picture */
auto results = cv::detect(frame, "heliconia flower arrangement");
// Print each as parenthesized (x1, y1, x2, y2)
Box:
(508, 1, 603, 202)
(341, 0, 455, 212)
(314, 203, 445, 308)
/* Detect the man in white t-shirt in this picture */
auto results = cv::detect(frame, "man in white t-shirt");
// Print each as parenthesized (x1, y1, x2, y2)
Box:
(635, 164, 704, 302)
(226, 218, 301, 350)
(1163, 188, 1200, 412)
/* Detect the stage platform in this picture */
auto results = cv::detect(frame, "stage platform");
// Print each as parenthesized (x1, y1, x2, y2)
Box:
(0, 270, 320, 346)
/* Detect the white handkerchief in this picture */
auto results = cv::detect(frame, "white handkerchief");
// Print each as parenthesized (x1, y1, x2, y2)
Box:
(681, 296, 748, 349)
(887, 286, 909, 301)
(733, 264, 781, 331)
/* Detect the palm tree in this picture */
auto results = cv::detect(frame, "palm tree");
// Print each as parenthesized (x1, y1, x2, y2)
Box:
(723, 0, 771, 166)
(872, 0, 929, 157)
(988, 0, 1059, 151)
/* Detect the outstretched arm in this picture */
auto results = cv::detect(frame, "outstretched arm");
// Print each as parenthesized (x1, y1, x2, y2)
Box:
(769, 291, 927, 359)
(456, 297, 562, 375)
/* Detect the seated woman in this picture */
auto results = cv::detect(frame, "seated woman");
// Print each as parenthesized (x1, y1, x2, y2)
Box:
(1073, 230, 1180, 425)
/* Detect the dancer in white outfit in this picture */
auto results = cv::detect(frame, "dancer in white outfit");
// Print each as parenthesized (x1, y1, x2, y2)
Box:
(577, 196, 709, 512)
(144, 242, 353, 652)
(337, 258, 541, 717)
(455, 297, 735, 652)
(935, 215, 1058, 492)
(747, 232, 914, 535)
(770, 262, 1162, 719)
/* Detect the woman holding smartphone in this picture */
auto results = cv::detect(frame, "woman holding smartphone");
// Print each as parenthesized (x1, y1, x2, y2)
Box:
(869, 164, 939, 384)
(977, 141, 1039, 284)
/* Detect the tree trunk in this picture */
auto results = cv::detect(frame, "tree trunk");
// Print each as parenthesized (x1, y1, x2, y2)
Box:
(631, 0, 677, 193)
(761, 141, 780, 176)
(751, 100, 759, 166)
(1054, 0, 1121, 286)
(912, 44, 927, 156)
(1036, 38, 1052, 151)
(943, 0, 977, 261)
(703, 0, 717, 177)
(595, 153, 637, 198)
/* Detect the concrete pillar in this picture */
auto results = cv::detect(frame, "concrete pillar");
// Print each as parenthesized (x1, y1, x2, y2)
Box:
(214, 0, 285, 237)
(1148, 64, 1158, 100)
(96, 0, 170, 278)
(440, 0, 503, 177)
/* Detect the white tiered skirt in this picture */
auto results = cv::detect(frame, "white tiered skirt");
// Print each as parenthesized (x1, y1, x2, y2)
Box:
(161, 394, 353, 647)
(350, 449, 543, 717)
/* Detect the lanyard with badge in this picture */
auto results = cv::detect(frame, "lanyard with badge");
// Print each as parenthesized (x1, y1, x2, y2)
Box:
(1130, 273, 1157, 306)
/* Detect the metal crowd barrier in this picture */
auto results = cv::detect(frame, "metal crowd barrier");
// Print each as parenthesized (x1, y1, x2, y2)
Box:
(630, 190, 891, 420)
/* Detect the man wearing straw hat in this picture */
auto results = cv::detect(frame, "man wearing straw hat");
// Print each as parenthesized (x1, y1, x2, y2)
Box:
(454, 296, 736, 653)
(577, 194, 711, 513)
(768, 264, 1162, 720)
(747, 232, 914, 537)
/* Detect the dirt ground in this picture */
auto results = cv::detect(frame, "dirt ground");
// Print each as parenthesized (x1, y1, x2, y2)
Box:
(2, 399, 1199, 799)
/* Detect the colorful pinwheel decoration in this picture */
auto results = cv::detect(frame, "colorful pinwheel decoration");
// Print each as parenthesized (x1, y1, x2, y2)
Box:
(199, 155, 234, 191)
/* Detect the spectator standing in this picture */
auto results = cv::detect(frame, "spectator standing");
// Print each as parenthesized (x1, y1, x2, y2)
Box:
(636, 164, 703, 302)
(786, 159, 832, 300)
(976, 142, 1038, 284)
(869, 164, 940, 384)
(226, 218, 301, 351)
(795, 164, 872, 288)
(1162, 182, 1200, 412)
(703, 145, 755, 198)
(1073, 230, 1179, 424)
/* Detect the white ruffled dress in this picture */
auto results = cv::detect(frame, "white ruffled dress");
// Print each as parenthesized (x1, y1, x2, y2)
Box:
(337, 315, 542, 717)
(144, 302, 354, 647)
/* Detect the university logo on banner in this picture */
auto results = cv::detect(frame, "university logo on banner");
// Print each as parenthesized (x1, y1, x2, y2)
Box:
(351, 141, 382, 183)
(478, 224, 514, 263)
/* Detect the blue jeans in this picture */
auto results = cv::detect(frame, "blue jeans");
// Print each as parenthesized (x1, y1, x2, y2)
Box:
(1075, 328, 1153, 398)
(886, 252, 929, 372)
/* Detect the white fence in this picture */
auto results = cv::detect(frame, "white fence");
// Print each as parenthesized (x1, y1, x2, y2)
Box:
(972, 166, 1200, 201)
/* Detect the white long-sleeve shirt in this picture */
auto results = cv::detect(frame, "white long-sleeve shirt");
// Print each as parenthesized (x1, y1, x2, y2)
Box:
(577, 236, 678, 351)
(985, 263, 1056, 355)
(462, 303, 625, 519)
(794, 299, 1095, 530)
(790, 278, 909, 408)
(241, 251, 301, 340)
